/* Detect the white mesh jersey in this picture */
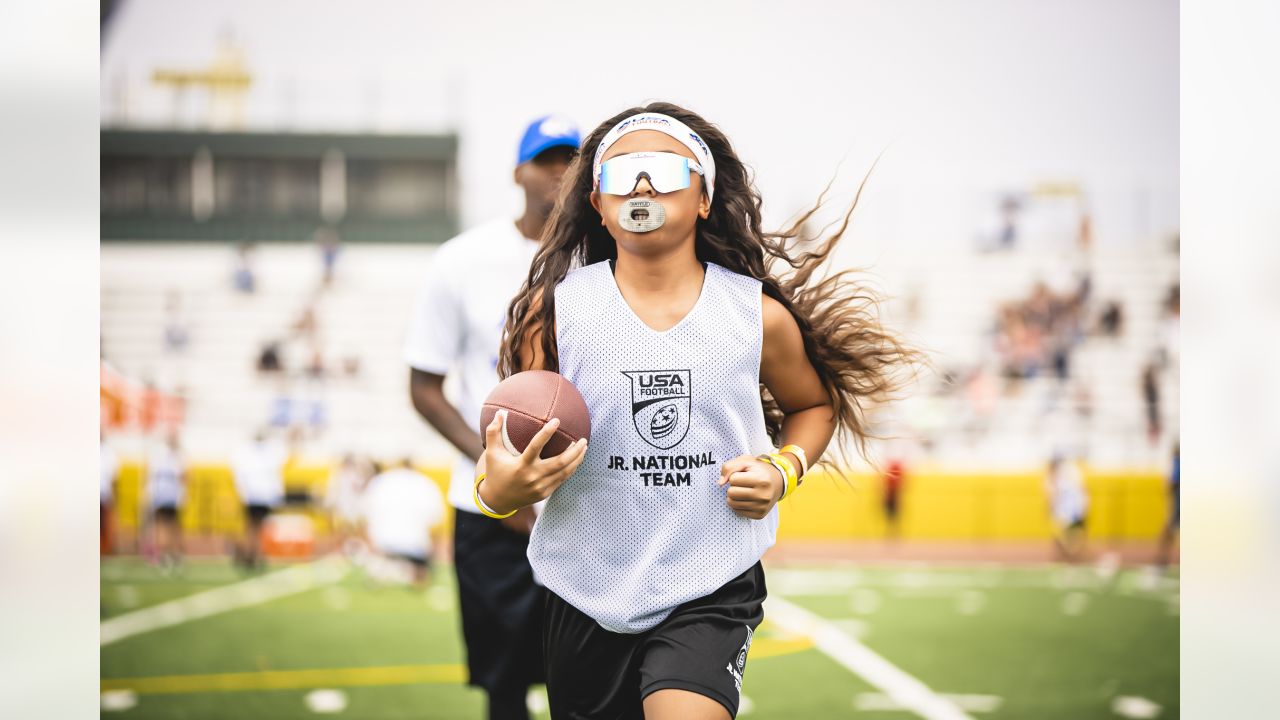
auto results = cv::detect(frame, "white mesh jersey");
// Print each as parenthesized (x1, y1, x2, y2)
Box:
(528, 259, 777, 634)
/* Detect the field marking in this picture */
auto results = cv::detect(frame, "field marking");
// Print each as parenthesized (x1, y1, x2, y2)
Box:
(101, 556, 349, 646)
(101, 635, 813, 697)
(1111, 695, 1162, 718)
(100, 689, 137, 712)
(749, 636, 814, 660)
(304, 688, 348, 714)
(765, 595, 976, 720)
(101, 663, 466, 695)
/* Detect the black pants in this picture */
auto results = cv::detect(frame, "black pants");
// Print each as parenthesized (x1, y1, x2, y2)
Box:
(543, 562, 767, 720)
(453, 510, 546, 696)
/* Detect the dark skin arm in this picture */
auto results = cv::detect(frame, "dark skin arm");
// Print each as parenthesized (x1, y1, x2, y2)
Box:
(719, 294, 836, 519)
(409, 369, 485, 463)
(409, 368, 537, 533)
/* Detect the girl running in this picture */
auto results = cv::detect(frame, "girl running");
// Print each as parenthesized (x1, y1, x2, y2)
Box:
(475, 102, 914, 719)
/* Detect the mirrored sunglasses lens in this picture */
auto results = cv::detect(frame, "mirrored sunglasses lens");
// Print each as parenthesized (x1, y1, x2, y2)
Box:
(599, 155, 691, 195)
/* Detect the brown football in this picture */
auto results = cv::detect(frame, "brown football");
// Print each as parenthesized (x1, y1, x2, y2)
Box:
(480, 371, 591, 459)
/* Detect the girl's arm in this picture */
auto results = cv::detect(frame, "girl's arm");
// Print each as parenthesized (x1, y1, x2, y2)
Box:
(720, 295, 836, 519)
(475, 291, 588, 515)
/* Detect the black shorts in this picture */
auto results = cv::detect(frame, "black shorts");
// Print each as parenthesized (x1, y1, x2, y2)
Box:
(245, 504, 272, 525)
(453, 509, 546, 694)
(152, 505, 178, 523)
(544, 562, 766, 720)
(883, 491, 900, 518)
(390, 552, 430, 570)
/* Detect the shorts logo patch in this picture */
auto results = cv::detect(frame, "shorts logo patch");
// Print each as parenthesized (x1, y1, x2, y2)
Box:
(622, 370, 691, 449)
(726, 625, 753, 693)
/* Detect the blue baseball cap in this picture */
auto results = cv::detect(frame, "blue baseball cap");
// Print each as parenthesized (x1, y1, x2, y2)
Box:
(517, 115, 581, 165)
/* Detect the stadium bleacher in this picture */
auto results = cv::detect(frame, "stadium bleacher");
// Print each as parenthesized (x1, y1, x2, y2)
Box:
(102, 235, 1177, 473)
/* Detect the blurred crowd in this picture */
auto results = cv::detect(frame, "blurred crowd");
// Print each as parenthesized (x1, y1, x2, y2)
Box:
(102, 224, 454, 583)
(100, 435, 445, 585)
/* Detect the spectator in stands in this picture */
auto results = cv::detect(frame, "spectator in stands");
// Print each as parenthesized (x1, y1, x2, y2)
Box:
(1076, 210, 1094, 253)
(305, 345, 327, 380)
(1157, 284, 1180, 369)
(361, 458, 446, 587)
(315, 225, 342, 286)
(1142, 359, 1162, 444)
(997, 195, 1021, 249)
(233, 241, 256, 294)
(1024, 281, 1055, 331)
(340, 353, 362, 378)
(406, 114, 580, 720)
(996, 304, 1043, 379)
(292, 303, 319, 342)
(231, 430, 287, 571)
(147, 432, 187, 573)
(1046, 452, 1088, 562)
(1097, 300, 1124, 337)
(162, 290, 190, 354)
(257, 340, 283, 375)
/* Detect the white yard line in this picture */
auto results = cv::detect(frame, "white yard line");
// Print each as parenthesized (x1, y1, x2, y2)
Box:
(101, 557, 349, 646)
(765, 595, 975, 720)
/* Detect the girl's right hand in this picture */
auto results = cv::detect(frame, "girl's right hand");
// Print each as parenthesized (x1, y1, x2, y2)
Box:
(477, 410, 588, 515)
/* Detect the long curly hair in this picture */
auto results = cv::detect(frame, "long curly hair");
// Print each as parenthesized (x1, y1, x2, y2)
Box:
(498, 101, 918, 471)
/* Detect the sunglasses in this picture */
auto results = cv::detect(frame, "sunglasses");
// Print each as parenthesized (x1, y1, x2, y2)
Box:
(597, 152, 705, 196)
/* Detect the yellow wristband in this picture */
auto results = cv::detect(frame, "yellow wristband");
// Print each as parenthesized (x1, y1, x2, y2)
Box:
(779, 444, 809, 478)
(771, 452, 799, 498)
(758, 453, 797, 500)
(473, 472, 517, 519)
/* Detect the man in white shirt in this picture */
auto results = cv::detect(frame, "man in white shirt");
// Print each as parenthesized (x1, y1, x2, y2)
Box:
(231, 431, 287, 570)
(361, 459, 446, 586)
(147, 432, 187, 573)
(1046, 452, 1089, 562)
(405, 115, 579, 720)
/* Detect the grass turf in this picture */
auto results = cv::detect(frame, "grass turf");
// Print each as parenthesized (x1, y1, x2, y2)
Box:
(101, 557, 1177, 719)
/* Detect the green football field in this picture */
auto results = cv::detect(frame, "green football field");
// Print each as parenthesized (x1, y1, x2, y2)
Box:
(100, 555, 1178, 719)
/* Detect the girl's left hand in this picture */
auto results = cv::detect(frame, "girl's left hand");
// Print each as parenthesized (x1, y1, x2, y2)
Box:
(718, 455, 784, 520)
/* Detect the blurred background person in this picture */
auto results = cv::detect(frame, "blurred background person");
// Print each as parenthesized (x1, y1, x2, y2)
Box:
(100, 432, 118, 556)
(1046, 452, 1089, 562)
(1142, 358, 1163, 445)
(232, 241, 256, 294)
(315, 224, 342, 286)
(162, 289, 190, 355)
(147, 432, 187, 573)
(1157, 442, 1180, 570)
(881, 456, 907, 540)
(360, 458, 446, 588)
(327, 453, 371, 555)
(231, 430, 287, 571)
(405, 115, 579, 720)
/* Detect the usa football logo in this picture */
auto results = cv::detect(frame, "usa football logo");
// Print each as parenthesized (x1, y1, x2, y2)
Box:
(622, 370, 692, 450)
